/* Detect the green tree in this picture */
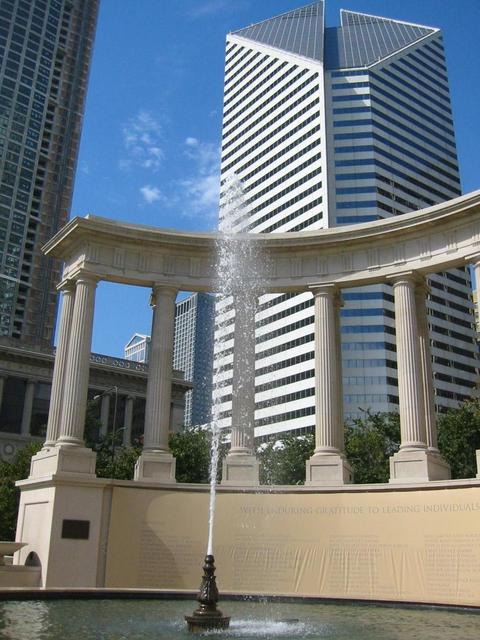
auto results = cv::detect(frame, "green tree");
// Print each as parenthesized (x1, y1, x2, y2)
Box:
(0, 441, 42, 540)
(344, 411, 400, 483)
(257, 434, 314, 485)
(169, 426, 226, 483)
(84, 399, 142, 480)
(92, 434, 141, 480)
(437, 400, 480, 479)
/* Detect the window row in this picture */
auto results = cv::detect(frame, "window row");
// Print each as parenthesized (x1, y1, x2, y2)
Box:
(222, 82, 318, 155)
(222, 97, 319, 165)
(223, 60, 288, 119)
(234, 124, 321, 181)
(223, 109, 320, 174)
(223, 51, 262, 96)
(335, 153, 459, 197)
(223, 68, 310, 137)
(255, 194, 322, 234)
(248, 169, 321, 222)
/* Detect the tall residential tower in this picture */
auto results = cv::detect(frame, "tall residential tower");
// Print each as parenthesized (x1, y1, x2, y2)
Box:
(213, 3, 477, 439)
(0, 0, 99, 346)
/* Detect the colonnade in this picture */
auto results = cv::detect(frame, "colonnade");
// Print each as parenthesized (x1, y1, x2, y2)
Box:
(31, 263, 454, 485)
(224, 270, 451, 484)
(31, 276, 179, 481)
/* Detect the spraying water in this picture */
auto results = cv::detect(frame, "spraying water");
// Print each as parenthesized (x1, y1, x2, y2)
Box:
(206, 173, 265, 557)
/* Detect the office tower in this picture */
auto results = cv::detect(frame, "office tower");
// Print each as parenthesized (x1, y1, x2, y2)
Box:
(124, 334, 151, 363)
(0, 0, 99, 346)
(213, 3, 477, 439)
(174, 293, 215, 427)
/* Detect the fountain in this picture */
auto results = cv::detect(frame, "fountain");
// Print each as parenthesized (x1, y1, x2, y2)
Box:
(186, 175, 253, 631)
(184, 555, 230, 632)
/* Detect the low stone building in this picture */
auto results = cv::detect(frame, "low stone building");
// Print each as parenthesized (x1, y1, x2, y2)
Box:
(0, 337, 191, 461)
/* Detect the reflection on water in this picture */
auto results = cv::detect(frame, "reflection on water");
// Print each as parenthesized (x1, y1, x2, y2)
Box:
(0, 599, 478, 640)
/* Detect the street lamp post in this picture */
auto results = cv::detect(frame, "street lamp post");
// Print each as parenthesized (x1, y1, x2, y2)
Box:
(93, 385, 119, 476)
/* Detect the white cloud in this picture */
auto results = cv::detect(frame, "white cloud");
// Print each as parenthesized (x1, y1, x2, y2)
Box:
(140, 185, 162, 204)
(187, 0, 246, 18)
(79, 160, 90, 175)
(121, 111, 164, 171)
(182, 173, 220, 210)
(178, 138, 221, 222)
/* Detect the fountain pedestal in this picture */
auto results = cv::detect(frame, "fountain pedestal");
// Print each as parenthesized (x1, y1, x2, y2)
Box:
(185, 555, 230, 632)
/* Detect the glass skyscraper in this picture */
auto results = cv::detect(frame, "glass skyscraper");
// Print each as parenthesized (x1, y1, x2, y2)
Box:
(213, 2, 477, 439)
(0, 0, 99, 347)
(174, 293, 215, 427)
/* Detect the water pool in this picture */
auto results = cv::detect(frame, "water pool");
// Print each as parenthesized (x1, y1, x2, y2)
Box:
(0, 598, 478, 640)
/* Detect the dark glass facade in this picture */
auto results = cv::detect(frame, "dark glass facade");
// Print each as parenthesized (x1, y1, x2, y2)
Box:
(0, 0, 99, 346)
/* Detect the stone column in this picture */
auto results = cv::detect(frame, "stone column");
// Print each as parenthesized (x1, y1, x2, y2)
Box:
(468, 257, 480, 477)
(134, 285, 177, 482)
(30, 276, 98, 478)
(472, 258, 480, 332)
(388, 272, 448, 482)
(56, 275, 97, 448)
(222, 290, 259, 485)
(21, 380, 36, 437)
(44, 281, 75, 447)
(306, 285, 352, 485)
(415, 279, 450, 478)
(123, 396, 134, 446)
(100, 393, 111, 437)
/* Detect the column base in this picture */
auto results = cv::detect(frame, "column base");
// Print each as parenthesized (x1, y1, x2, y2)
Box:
(221, 454, 259, 486)
(29, 446, 97, 479)
(134, 451, 176, 483)
(305, 452, 353, 486)
(389, 448, 451, 483)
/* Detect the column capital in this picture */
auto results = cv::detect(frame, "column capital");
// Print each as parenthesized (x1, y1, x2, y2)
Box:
(414, 277, 430, 298)
(464, 253, 480, 267)
(75, 272, 99, 287)
(56, 278, 77, 293)
(309, 283, 342, 310)
(309, 282, 338, 296)
(386, 270, 423, 287)
(150, 284, 178, 307)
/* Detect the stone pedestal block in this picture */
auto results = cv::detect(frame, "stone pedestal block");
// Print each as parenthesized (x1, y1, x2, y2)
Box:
(15, 475, 109, 588)
(222, 454, 259, 486)
(29, 446, 97, 479)
(305, 453, 353, 486)
(389, 449, 451, 483)
(134, 451, 176, 483)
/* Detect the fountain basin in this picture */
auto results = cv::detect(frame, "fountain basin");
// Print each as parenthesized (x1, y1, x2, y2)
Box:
(0, 598, 479, 639)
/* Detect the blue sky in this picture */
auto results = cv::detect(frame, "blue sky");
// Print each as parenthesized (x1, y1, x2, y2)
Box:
(70, 0, 480, 357)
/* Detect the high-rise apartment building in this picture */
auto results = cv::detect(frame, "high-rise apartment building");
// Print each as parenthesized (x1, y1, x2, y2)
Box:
(174, 293, 215, 427)
(213, 3, 478, 439)
(0, 0, 99, 347)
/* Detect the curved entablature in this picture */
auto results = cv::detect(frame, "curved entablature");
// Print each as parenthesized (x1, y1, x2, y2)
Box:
(43, 190, 480, 292)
